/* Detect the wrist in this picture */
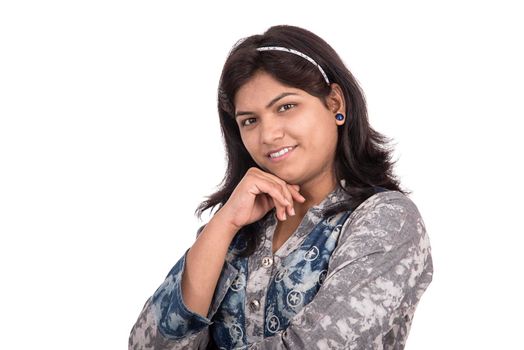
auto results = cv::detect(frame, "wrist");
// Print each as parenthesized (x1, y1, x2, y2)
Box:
(211, 208, 241, 238)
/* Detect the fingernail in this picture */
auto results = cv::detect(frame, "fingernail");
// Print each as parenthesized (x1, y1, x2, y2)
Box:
(290, 207, 296, 216)
(283, 213, 287, 220)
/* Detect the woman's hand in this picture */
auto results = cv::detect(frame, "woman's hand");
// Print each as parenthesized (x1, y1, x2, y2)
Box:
(216, 167, 306, 231)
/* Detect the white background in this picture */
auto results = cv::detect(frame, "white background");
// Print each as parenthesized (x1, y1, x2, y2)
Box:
(1, 1, 523, 349)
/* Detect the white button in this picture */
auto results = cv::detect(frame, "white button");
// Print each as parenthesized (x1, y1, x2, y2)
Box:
(249, 299, 260, 311)
(262, 256, 273, 267)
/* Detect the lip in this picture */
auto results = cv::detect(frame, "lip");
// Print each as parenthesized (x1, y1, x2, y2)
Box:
(266, 145, 297, 157)
(267, 145, 297, 162)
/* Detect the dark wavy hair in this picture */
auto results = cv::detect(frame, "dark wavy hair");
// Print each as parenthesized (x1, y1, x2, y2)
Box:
(194, 24, 411, 257)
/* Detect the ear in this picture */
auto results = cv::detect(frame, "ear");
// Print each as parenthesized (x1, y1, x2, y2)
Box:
(327, 83, 346, 114)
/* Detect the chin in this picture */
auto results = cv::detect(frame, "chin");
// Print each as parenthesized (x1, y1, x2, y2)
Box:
(275, 171, 302, 185)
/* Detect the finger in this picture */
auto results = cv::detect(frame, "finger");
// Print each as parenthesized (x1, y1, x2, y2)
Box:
(271, 177, 294, 212)
(268, 180, 297, 218)
(257, 173, 294, 218)
(251, 168, 295, 207)
(287, 184, 306, 203)
(259, 178, 291, 221)
(275, 184, 291, 220)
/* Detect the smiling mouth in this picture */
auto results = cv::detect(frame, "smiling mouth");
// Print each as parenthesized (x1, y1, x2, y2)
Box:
(267, 145, 297, 162)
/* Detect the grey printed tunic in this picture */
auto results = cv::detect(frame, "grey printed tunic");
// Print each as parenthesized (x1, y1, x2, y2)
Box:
(129, 184, 433, 349)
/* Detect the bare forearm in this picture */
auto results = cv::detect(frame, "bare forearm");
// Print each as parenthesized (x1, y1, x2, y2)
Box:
(180, 211, 239, 318)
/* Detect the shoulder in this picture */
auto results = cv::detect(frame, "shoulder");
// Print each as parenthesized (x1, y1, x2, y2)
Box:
(349, 190, 422, 229)
(336, 190, 426, 255)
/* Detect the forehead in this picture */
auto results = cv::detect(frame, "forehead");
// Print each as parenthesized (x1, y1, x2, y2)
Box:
(234, 71, 303, 108)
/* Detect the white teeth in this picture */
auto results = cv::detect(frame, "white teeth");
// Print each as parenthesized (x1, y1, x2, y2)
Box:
(270, 147, 293, 158)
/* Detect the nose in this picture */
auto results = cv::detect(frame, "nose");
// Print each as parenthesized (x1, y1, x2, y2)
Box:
(260, 117, 284, 145)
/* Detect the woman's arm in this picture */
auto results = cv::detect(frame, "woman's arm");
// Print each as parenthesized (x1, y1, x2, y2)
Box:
(247, 192, 433, 350)
(181, 211, 239, 317)
(128, 211, 240, 350)
(129, 167, 304, 349)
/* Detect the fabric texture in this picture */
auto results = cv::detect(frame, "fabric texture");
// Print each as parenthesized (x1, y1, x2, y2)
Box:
(129, 183, 433, 349)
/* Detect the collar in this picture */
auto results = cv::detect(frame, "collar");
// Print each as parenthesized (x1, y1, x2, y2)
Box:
(259, 180, 351, 258)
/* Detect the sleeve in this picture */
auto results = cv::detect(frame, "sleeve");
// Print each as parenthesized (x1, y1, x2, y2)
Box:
(247, 193, 434, 350)
(129, 224, 239, 350)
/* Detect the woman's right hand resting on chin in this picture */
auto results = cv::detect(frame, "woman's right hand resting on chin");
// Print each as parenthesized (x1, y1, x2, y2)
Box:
(216, 166, 306, 230)
(180, 167, 305, 318)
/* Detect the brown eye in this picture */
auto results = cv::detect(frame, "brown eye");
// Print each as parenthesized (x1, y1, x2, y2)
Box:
(241, 118, 256, 127)
(278, 103, 296, 112)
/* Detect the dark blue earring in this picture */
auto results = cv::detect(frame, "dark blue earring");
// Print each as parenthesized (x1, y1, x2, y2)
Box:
(335, 113, 345, 121)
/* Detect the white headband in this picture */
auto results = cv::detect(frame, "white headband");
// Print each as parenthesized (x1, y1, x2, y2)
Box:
(256, 46, 330, 85)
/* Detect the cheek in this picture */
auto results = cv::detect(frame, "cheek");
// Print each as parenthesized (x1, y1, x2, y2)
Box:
(240, 134, 258, 157)
(306, 122, 338, 150)
(239, 132, 249, 147)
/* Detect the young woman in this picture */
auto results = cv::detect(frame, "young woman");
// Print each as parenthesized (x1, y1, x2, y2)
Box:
(129, 25, 433, 350)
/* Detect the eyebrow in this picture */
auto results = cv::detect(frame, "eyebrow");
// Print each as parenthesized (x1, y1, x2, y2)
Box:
(235, 92, 299, 118)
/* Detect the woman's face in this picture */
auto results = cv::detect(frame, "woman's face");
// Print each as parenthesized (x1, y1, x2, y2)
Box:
(234, 70, 346, 187)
